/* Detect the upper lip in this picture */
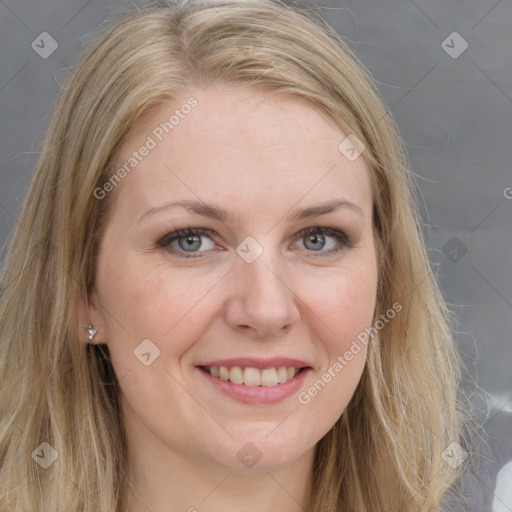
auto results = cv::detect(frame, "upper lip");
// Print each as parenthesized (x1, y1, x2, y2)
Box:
(195, 357, 312, 370)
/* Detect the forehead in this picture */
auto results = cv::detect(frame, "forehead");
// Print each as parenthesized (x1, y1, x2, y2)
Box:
(112, 83, 372, 222)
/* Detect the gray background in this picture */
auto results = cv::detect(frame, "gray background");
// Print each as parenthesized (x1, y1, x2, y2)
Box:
(1, 0, 511, 509)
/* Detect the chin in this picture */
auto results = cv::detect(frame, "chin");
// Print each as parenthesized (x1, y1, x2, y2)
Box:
(210, 429, 316, 473)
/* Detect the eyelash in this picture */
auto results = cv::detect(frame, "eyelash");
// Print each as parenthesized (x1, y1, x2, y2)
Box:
(156, 226, 353, 259)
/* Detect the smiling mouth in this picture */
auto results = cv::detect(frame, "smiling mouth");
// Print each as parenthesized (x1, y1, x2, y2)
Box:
(198, 365, 306, 386)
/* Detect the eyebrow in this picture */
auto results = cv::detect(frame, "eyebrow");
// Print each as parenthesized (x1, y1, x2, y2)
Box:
(138, 198, 364, 224)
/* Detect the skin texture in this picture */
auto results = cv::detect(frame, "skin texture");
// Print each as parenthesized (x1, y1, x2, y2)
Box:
(78, 82, 379, 512)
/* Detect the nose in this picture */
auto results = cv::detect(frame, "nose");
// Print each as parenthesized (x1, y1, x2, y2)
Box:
(223, 249, 301, 338)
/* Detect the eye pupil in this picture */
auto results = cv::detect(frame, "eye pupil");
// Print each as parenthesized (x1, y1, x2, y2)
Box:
(178, 235, 202, 251)
(304, 233, 325, 251)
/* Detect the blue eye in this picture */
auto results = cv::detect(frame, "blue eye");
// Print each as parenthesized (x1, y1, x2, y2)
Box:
(293, 226, 352, 255)
(157, 228, 216, 257)
(157, 226, 352, 258)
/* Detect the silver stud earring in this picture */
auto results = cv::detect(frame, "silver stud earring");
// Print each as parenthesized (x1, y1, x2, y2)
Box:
(84, 324, 97, 342)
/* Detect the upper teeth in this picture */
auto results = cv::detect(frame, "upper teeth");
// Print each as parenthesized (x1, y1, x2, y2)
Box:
(204, 366, 301, 386)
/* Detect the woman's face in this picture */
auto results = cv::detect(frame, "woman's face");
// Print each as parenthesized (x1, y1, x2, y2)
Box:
(83, 83, 378, 473)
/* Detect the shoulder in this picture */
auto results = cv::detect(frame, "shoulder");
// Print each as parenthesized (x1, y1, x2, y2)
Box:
(440, 411, 512, 512)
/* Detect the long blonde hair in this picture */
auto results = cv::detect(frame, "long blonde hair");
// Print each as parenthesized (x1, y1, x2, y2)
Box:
(0, 1, 471, 510)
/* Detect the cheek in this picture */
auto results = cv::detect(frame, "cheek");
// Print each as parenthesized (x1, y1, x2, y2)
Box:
(303, 264, 377, 345)
(97, 255, 226, 356)
(294, 270, 376, 430)
(135, 267, 229, 339)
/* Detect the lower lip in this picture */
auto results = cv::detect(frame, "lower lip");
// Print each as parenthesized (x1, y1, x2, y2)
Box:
(196, 367, 311, 405)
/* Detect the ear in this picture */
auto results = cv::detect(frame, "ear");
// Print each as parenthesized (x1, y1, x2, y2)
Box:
(76, 289, 108, 345)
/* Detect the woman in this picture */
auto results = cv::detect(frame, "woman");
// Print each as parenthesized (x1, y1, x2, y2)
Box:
(0, 0, 472, 510)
